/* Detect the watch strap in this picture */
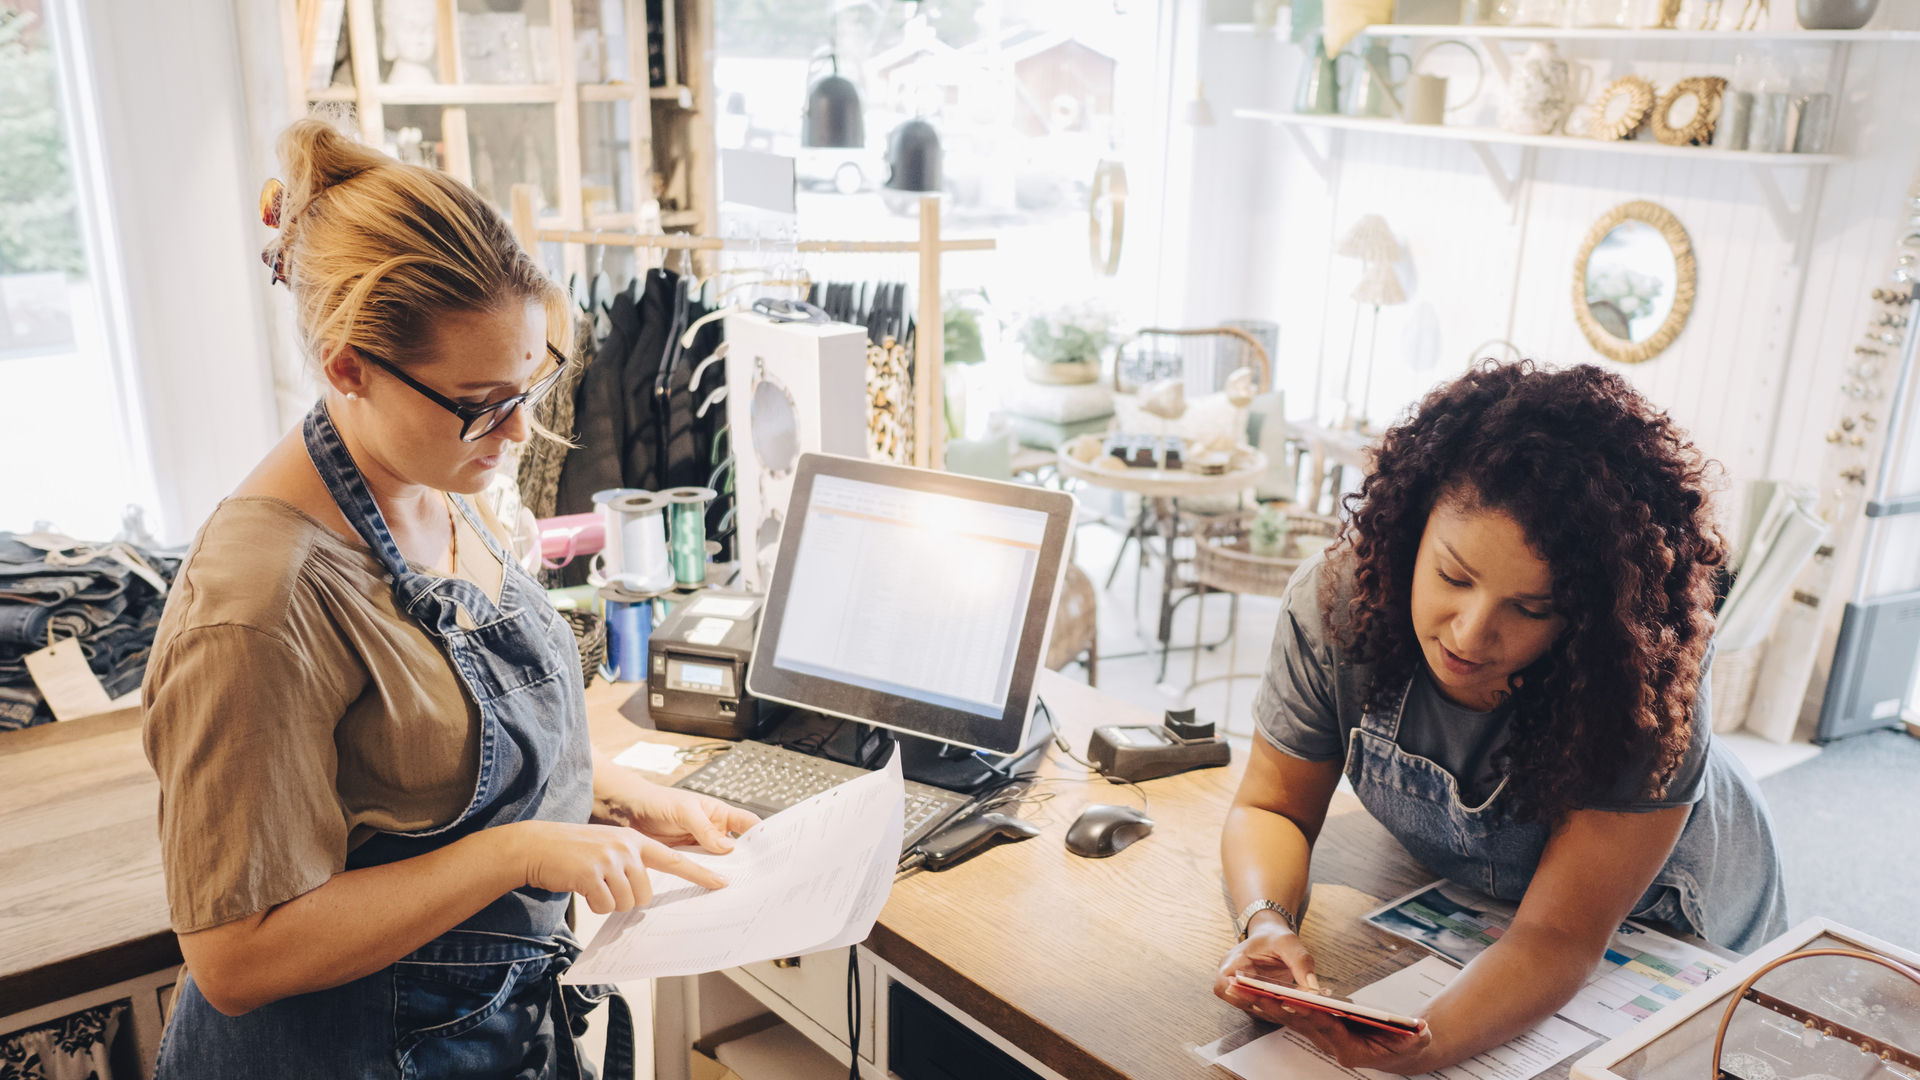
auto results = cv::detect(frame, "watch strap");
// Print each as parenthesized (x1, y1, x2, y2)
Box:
(1237, 898, 1299, 940)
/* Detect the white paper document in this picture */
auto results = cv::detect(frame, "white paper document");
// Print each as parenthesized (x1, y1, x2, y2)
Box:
(1212, 958, 1592, 1080)
(562, 747, 905, 983)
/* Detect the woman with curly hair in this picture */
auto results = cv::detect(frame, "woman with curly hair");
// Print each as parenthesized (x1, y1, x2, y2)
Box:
(1215, 361, 1786, 1072)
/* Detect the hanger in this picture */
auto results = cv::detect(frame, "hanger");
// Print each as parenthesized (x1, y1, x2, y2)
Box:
(688, 341, 730, 395)
(696, 385, 728, 418)
(679, 306, 741, 350)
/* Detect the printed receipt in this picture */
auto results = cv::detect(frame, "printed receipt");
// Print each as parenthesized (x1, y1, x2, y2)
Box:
(562, 747, 905, 984)
(1212, 957, 1594, 1080)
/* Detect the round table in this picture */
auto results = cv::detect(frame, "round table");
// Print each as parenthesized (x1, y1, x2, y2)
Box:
(1055, 436, 1268, 681)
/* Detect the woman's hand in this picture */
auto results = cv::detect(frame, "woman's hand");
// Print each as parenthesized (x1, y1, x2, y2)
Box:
(595, 765, 761, 853)
(1215, 922, 1434, 1073)
(508, 820, 731, 914)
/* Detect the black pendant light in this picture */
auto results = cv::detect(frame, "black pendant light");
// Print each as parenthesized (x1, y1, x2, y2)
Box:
(885, 118, 942, 193)
(803, 58, 865, 149)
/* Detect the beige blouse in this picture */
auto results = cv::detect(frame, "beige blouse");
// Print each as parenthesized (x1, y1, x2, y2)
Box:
(142, 496, 508, 933)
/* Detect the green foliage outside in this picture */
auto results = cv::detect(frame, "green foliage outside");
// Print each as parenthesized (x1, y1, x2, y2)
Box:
(0, 6, 84, 278)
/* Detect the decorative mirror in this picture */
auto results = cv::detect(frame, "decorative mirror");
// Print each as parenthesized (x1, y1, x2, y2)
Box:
(1651, 76, 1725, 146)
(1588, 75, 1655, 141)
(1573, 201, 1696, 364)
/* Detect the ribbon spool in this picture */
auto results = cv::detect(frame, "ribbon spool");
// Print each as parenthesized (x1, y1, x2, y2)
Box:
(606, 491, 674, 593)
(590, 488, 644, 584)
(597, 584, 656, 683)
(662, 487, 718, 588)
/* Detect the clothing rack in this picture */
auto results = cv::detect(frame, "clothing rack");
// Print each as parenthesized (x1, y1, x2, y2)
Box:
(509, 184, 994, 471)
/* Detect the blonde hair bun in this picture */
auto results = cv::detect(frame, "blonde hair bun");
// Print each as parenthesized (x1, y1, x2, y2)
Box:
(267, 117, 566, 379)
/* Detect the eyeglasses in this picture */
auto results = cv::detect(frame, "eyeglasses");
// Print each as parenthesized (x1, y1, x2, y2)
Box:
(360, 341, 568, 442)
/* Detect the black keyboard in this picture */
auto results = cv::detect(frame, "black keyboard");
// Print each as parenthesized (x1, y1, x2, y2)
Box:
(674, 740, 973, 855)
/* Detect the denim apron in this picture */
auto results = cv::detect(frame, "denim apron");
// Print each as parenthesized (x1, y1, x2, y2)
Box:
(1345, 677, 1789, 955)
(156, 402, 633, 1079)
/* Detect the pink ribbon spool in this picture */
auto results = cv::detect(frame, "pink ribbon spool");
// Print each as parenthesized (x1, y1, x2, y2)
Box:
(536, 513, 605, 568)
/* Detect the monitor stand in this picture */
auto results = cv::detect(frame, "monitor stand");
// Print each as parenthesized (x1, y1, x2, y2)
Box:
(804, 717, 1042, 794)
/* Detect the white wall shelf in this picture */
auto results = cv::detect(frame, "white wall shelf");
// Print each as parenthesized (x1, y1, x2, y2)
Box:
(1214, 23, 1920, 41)
(1236, 108, 1836, 245)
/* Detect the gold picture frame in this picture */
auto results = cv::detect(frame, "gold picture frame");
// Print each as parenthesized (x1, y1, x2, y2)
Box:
(1572, 201, 1696, 364)
(1650, 76, 1726, 146)
(1586, 75, 1656, 141)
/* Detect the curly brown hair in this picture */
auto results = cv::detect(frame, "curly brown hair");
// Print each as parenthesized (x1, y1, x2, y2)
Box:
(1328, 360, 1724, 826)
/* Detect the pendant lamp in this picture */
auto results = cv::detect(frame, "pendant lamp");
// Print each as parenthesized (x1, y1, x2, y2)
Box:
(803, 61, 865, 149)
(885, 118, 943, 193)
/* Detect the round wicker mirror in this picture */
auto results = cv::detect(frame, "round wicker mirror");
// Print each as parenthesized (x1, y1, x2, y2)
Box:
(1573, 200, 1696, 364)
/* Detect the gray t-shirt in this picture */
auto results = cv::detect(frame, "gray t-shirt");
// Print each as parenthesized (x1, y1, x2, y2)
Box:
(1252, 552, 1710, 813)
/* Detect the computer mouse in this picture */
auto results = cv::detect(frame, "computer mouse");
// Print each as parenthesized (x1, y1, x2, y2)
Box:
(1065, 803, 1155, 859)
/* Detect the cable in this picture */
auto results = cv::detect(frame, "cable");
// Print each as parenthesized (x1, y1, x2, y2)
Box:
(1035, 696, 1151, 815)
(846, 944, 861, 1080)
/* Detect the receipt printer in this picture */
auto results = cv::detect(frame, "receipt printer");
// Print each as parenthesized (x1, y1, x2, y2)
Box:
(646, 590, 763, 739)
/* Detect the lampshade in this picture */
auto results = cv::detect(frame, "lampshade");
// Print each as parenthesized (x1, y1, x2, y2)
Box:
(803, 72, 865, 149)
(1336, 213, 1406, 263)
(1353, 260, 1407, 306)
(885, 118, 943, 193)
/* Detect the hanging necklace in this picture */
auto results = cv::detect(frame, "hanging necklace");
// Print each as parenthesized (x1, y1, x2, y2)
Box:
(443, 493, 460, 577)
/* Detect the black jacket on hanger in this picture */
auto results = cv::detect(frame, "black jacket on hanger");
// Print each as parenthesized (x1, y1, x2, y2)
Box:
(619, 268, 678, 495)
(553, 284, 642, 520)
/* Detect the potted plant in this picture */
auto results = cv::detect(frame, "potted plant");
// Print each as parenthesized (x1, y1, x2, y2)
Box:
(1018, 302, 1111, 386)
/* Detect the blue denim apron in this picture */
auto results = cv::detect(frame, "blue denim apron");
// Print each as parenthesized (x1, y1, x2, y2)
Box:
(156, 402, 633, 1079)
(1345, 677, 1789, 954)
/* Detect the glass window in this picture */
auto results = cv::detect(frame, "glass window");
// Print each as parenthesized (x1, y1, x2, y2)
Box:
(453, 0, 558, 85)
(0, 0, 155, 539)
(465, 103, 559, 216)
(571, 0, 631, 84)
(580, 98, 634, 218)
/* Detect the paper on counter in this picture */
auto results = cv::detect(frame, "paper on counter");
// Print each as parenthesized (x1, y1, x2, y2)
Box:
(1351, 957, 1594, 1080)
(1212, 957, 1592, 1080)
(562, 746, 905, 983)
(611, 739, 683, 775)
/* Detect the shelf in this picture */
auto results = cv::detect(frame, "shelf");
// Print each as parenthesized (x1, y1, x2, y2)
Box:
(648, 85, 696, 106)
(1234, 109, 1842, 165)
(305, 85, 357, 103)
(578, 83, 639, 102)
(1353, 23, 1920, 40)
(661, 209, 701, 227)
(376, 84, 563, 106)
(1239, 107, 1834, 246)
(1214, 22, 1920, 40)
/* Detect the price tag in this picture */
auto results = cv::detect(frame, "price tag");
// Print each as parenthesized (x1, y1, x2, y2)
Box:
(23, 637, 115, 721)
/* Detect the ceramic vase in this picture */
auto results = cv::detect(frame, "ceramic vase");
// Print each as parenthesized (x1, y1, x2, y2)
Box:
(1796, 0, 1877, 28)
(1499, 42, 1573, 136)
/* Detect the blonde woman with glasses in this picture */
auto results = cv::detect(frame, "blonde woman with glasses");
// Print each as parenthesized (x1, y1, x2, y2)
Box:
(141, 119, 756, 1079)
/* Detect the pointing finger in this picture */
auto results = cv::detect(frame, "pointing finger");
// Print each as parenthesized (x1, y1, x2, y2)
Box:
(644, 843, 729, 890)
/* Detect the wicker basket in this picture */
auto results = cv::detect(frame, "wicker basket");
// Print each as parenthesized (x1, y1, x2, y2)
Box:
(1191, 510, 1340, 599)
(561, 609, 606, 689)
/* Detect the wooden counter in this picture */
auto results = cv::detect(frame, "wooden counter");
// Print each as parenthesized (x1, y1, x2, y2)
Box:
(0, 706, 178, 1018)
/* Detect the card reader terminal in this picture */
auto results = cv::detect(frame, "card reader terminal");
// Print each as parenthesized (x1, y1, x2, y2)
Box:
(647, 590, 764, 739)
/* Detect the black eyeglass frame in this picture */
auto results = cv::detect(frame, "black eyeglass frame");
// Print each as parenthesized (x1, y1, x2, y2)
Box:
(359, 341, 569, 442)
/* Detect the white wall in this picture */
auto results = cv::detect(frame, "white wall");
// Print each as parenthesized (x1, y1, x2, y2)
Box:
(70, 0, 280, 544)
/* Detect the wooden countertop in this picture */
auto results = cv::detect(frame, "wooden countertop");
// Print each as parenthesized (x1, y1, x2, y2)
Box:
(0, 706, 179, 1017)
(2, 670, 1703, 1080)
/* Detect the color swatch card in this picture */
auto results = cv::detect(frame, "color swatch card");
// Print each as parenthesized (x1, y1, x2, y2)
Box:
(1361, 881, 1727, 1039)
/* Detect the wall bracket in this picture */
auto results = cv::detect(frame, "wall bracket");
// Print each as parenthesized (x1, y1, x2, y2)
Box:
(1281, 124, 1344, 196)
(1750, 163, 1829, 264)
(1466, 141, 1534, 216)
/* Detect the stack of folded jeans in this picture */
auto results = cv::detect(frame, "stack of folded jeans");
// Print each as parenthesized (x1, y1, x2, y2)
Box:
(0, 533, 180, 730)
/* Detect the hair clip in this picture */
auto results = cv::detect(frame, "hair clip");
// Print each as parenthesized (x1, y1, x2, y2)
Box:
(261, 246, 289, 287)
(260, 178, 286, 229)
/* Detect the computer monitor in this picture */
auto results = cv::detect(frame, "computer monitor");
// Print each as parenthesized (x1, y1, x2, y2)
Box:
(746, 453, 1077, 757)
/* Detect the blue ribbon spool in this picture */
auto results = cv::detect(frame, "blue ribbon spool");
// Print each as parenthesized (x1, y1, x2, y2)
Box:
(598, 585, 655, 682)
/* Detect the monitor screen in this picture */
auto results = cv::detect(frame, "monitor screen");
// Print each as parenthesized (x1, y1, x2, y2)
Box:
(772, 474, 1047, 719)
(748, 455, 1075, 755)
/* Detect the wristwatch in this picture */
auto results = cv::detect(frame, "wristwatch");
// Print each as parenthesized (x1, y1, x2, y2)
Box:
(1236, 899, 1300, 940)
